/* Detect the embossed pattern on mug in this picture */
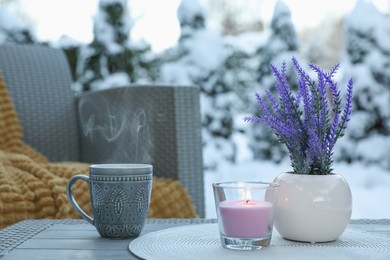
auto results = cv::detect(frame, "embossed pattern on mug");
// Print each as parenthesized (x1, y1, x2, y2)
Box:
(134, 183, 150, 218)
(109, 186, 127, 219)
(91, 185, 104, 217)
(91, 175, 152, 238)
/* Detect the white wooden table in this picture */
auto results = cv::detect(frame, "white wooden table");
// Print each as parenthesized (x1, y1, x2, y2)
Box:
(0, 219, 389, 259)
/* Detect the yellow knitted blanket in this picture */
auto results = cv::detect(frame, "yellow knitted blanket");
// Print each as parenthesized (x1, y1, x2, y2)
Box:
(0, 75, 197, 229)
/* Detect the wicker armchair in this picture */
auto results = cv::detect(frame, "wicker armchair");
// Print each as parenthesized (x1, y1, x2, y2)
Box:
(0, 43, 205, 217)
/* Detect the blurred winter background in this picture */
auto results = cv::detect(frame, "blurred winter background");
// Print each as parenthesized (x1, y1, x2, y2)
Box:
(1, 0, 390, 219)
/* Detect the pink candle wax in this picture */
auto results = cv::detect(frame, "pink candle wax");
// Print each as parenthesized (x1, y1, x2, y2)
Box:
(219, 200, 272, 238)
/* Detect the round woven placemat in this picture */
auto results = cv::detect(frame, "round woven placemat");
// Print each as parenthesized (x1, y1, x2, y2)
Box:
(129, 223, 390, 260)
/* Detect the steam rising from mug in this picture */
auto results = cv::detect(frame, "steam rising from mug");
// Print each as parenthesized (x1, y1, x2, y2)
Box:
(78, 93, 153, 164)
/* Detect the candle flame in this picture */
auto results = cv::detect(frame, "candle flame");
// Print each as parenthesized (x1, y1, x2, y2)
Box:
(241, 189, 252, 201)
(246, 190, 251, 200)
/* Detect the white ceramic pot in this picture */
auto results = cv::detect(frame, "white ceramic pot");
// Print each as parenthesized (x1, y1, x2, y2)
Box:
(270, 172, 352, 243)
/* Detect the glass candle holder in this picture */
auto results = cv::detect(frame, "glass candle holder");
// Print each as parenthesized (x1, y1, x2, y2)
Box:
(213, 181, 278, 250)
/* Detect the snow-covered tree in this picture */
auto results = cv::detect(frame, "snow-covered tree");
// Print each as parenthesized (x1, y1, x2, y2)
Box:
(77, 0, 158, 92)
(338, 0, 390, 169)
(214, 32, 268, 164)
(0, 7, 35, 44)
(160, 0, 238, 169)
(247, 0, 301, 163)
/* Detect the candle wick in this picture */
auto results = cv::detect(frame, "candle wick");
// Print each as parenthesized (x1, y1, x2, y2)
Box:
(246, 200, 250, 204)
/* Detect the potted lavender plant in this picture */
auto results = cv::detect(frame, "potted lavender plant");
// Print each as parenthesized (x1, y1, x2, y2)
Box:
(245, 57, 354, 243)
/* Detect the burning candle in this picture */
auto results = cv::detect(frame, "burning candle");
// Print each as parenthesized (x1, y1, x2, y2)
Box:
(213, 181, 278, 250)
(219, 200, 273, 238)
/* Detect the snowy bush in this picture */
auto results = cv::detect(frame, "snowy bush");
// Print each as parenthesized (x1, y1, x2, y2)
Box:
(338, 0, 390, 169)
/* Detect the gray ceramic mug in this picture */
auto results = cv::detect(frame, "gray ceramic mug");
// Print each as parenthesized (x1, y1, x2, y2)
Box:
(67, 164, 153, 239)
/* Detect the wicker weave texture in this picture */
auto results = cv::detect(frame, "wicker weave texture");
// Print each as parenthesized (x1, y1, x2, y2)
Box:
(77, 85, 205, 217)
(0, 44, 81, 162)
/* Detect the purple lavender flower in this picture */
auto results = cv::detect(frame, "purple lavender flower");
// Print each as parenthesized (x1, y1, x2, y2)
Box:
(244, 57, 354, 175)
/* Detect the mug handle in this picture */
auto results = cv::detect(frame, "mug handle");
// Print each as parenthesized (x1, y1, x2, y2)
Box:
(66, 174, 94, 225)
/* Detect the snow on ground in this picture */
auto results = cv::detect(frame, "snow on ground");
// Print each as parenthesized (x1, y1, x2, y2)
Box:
(204, 160, 390, 219)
